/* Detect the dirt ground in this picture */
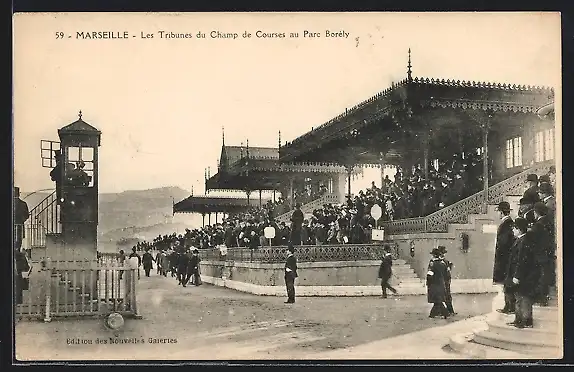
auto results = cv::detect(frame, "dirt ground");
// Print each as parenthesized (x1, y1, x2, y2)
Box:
(15, 271, 494, 360)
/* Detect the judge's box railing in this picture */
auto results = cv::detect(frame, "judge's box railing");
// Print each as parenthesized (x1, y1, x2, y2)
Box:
(15, 256, 140, 322)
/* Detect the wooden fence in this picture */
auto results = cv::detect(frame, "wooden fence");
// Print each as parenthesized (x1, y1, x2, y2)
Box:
(16, 257, 140, 321)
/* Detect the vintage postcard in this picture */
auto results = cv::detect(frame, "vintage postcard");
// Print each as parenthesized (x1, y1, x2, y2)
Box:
(13, 12, 562, 362)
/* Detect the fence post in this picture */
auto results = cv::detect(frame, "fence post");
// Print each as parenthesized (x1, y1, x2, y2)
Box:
(132, 268, 140, 318)
(43, 257, 52, 322)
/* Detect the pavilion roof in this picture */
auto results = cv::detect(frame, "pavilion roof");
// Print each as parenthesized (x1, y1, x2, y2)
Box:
(173, 195, 252, 214)
(279, 76, 554, 162)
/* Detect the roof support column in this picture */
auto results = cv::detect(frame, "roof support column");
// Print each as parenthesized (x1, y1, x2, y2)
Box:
(215, 212, 218, 224)
(468, 109, 494, 213)
(379, 152, 386, 188)
(423, 133, 430, 179)
(289, 178, 294, 209)
(202, 213, 205, 227)
(245, 189, 251, 206)
(345, 163, 355, 199)
(259, 189, 262, 207)
(482, 121, 491, 213)
(208, 212, 211, 225)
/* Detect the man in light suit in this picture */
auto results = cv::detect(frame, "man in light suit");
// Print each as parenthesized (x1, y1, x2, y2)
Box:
(492, 201, 515, 314)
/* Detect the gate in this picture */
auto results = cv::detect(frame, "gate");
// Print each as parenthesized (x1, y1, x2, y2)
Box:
(16, 256, 140, 321)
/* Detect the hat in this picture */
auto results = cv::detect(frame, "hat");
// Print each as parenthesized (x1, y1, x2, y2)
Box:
(549, 166, 556, 174)
(383, 245, 392, 253)
(437, 245, 447, 254)
(495, 201, 512, 212)
(539, 174, 550, 183)
(518, 198, 530, 206)
(533, 202, 548, 216)
(513, 217, 529, 232)
(526, 174, 538, 182)
(539, 182, 554, 195)
(430, 248, 441, 256)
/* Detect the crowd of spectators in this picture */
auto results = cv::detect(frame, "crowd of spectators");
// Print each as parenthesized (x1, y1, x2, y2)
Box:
(131, 153, 555, 251)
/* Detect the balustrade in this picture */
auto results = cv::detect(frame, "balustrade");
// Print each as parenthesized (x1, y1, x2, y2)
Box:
(381, 162, 553, 234)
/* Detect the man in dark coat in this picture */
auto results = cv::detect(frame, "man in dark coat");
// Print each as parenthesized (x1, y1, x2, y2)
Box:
(142, 249, 155, 277)
(50, 150, 63, 203)
(503, 218, 528, 323)
(438, 246, 456, 315)
(284, 244, 298, 304)
(507, 217, 540, 328)
(185, 249, 202, 286)
(522, 174, 541, 205)
(492, 201, 515, 313)
(427, 248, 449, 319)
(14, 187, 30, 252)
(530, 202, 555, 306)
(176, 248, 189, 286)
(539, 182, 556, 217)
(290, 204, 304, 245)
(378, 245, 398, 298)
(518, 198, 536, 227)
(128, 247, 141, 280)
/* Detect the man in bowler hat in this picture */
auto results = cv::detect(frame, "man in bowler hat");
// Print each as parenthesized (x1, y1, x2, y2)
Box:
(538, 182, 555, 217)
(530, 202, 555, 305)
(493, 201, 515, 313)
(522, 174, 541, 205)
(378, 245, 398, 298)
(284, 244, 298, 303)
(506, 217, 538, 328)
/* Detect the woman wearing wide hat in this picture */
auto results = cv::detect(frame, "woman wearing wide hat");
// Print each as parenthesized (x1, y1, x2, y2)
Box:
(426, 248, 449, 319)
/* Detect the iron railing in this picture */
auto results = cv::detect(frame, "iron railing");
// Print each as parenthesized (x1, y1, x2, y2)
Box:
(381, 162, 554, 234)
(199, 243, 389, 264)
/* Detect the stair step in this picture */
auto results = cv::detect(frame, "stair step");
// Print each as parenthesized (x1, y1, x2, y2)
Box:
(448, 332, 530, 359)
(397, 277, 422, 283)
(486, 318, 559, 341)
(474, 325, 561, 354)
(533, 306, 559, 322)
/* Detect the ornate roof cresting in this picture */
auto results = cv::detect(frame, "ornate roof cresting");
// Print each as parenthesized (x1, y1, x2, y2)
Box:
(284, 76, 553, 149)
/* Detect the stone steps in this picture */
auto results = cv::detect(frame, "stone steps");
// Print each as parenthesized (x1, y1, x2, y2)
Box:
(473, 328, 560, 355)
(469, 303, 560, 356)
(533, 305, 559, 323)
(485, 317, 559, 343)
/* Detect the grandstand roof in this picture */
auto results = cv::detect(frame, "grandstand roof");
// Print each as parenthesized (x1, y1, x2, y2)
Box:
(279, 76, 554, 163)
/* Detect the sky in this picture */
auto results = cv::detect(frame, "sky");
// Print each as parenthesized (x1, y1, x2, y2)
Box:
(13, 12, 561, 194)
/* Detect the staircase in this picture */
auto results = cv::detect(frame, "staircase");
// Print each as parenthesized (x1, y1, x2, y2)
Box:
(448, 287, 561, 358)
(24, 190, 61, 253)
(275, 193, 340, 224)
(381, 162, 554, 235)
(390, 259, 426, 293)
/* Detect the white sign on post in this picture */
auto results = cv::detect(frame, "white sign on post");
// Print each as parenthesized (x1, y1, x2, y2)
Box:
(371, 229, 385, 241)
(264, 226, 276, 246)
(264, 226, 276, 239)
(370, 204, 382, 221)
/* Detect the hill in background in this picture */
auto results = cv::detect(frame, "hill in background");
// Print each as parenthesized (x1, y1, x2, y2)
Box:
(22, 186, 194, 252)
